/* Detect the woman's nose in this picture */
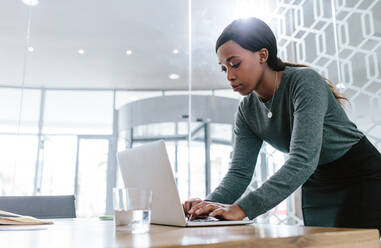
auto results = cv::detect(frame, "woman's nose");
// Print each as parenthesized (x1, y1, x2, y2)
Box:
(227, 69, 236, 82)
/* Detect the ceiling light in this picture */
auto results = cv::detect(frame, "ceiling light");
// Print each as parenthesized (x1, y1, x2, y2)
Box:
(22, 0, 39, 6)
(169, 74, 180, 80)
(126, 50, 132, 55)
(27, 47, 34, 52)
(78, 49, 85, 55)
(336, 83, 346, 89)
(172, 49, 179, 54)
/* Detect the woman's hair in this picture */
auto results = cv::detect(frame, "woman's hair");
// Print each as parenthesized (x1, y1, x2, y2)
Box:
(215, 17, 348, 106)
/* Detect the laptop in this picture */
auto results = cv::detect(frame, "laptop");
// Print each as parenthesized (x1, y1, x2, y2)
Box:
(117, 140, 254, 227)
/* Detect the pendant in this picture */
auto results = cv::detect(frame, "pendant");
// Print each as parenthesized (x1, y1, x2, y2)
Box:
(267, 112, 273, 118)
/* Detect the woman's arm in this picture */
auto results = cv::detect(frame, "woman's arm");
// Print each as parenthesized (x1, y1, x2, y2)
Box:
(236, 69, 329, 219)
(205, 103, 263, 204)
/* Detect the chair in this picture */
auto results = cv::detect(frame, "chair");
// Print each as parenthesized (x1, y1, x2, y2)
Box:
(0, 195, 76, 219)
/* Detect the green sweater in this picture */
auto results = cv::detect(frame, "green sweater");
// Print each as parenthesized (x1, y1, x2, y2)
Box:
(205, 66, 364, 219)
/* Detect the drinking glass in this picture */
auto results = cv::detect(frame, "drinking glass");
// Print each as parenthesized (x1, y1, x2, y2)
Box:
(113, 188, 152, 233)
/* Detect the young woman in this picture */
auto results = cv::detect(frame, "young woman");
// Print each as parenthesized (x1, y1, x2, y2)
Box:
(183, 17, 381, 233)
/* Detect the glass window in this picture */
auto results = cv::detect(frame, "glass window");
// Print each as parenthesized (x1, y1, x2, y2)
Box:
(190, 90, 213, 96)
(165, 90, 212, 96)
(38, 135, 77, 195)
(0, 88, 40, 133)
(115, 91, 162, 109)
(133, 123, 176, 137)
(211, 123, 233, 143)
(188, 141, 206, 199)
(0, 135, 37, 195)
(43, 90, 113, 135)
(163, 90, 189, 96)
(76, 138, 109, 217)
(214, 89, 242, 100)
(173, 140, 191, 202)
(210, 144, 232, 192)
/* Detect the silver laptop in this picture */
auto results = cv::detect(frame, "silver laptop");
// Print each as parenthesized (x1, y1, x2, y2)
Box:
(117, 140, 253, 227)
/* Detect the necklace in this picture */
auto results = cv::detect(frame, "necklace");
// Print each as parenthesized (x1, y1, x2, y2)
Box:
(258, 71, 278, 119)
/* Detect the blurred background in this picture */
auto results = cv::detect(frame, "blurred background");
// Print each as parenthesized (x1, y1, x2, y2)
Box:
(0, 0, 380, 224)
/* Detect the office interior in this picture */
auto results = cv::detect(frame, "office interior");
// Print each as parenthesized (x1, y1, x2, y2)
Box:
(0, 0, 380, 227)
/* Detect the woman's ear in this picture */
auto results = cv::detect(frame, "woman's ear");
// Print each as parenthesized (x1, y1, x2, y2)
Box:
(258, 48, 269, 64)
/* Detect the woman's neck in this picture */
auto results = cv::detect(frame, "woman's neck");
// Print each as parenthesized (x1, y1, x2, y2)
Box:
(255, 68, 283, 101)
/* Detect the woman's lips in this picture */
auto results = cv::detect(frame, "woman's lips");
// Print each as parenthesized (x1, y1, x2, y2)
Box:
(232, 84, 243, 91)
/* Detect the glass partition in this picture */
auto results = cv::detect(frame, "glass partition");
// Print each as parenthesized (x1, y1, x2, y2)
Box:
(1, 0, 380, 222)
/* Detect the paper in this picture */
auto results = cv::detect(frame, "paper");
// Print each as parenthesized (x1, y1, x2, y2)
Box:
(0, 210, 53, 225)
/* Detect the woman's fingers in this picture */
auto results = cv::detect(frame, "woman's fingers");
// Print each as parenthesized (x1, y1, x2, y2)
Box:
(194, 203, 217, 215)
(189, 202, 221, 219)
(183, 198, 202, 216)
(185, 201, 247, 221)
(209, 208, 226, 218)
(209, 204, 247, 220)
(188, 201, 208, 214)
(184, 198, 201, 211)
(189, 203, 218, 221)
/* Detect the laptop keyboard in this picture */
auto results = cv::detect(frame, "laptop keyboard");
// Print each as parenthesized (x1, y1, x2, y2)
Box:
(189, 216, 220, 222)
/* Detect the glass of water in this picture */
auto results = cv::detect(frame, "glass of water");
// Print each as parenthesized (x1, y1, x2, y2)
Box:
(113, 188, 152, 233)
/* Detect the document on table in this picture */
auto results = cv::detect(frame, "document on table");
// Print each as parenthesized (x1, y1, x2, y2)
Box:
(0, 210, 53, 225)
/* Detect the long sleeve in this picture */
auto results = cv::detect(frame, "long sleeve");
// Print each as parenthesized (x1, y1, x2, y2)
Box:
(205, 104, 263, 204)
(236, 70, 329, 219)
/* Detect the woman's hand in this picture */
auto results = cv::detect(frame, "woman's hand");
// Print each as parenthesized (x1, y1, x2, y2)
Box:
(183, 198, 203, 218)
(187, 201, 246, 221)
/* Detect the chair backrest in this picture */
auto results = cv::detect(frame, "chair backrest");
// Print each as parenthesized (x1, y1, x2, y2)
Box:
(0, 195, 76, 219)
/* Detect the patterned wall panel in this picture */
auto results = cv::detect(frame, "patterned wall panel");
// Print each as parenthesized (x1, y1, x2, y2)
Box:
(243, 0, 381, 225)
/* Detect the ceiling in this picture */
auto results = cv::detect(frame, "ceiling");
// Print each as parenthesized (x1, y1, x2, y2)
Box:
(0, 0, 240, 90)
(1, 0, 380, 91)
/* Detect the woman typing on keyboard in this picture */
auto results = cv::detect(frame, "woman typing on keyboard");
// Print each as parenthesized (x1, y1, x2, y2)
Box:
(183, 17, 381, 233)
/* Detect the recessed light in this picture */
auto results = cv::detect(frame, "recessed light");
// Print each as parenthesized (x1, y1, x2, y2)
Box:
(22, 0, 39, 6)
(27, 47, 34, 52)
(78, 49, 85, 55)
(172, 49, 179, 54)
(126, 50, 132, 55)
(169, 74, 180, 80)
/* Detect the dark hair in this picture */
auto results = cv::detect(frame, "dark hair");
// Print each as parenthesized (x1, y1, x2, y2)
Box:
(216, 17, 348, 106)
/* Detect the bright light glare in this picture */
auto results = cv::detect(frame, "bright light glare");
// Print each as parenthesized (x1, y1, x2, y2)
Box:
(27, 47, 34, 52)
(22, 0, 39, 6)
(336, 83, 346, 89)
(126, 50, 132, 55)
(169, 74, 180, 80)
(172, 49, 179, 54)
(78, 49, 85, 55)
(233, 0, 270, 22)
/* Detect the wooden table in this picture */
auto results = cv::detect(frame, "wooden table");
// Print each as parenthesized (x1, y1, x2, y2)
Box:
(0, 218, 379, 247)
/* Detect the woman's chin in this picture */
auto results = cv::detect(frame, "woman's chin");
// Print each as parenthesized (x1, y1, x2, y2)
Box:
(239, 90, 252, 96)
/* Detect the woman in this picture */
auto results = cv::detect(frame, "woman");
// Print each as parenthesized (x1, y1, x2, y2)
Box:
(183, 17, 381, 232)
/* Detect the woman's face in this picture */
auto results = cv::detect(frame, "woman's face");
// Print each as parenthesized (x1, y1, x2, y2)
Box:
(217, 40, 266, 96)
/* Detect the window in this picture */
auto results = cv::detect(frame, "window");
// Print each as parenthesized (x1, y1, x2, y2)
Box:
(0, 135, 37, 195)
(0, 88, 40, 133)
(43, 90, 113, 135)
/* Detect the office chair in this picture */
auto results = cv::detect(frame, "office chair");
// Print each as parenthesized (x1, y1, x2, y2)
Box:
(0, 195, 76, 219)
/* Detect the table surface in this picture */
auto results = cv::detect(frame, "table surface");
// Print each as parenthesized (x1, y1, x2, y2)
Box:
(0, 218, 379, 248)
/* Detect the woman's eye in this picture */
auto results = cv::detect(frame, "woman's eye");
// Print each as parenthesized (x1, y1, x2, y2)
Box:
(221, 67, 227, 73)
(230, 62, 241, 68)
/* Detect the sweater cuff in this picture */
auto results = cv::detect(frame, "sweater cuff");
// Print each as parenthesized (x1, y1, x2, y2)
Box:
(236, 193, 267, 220)
(204, 193, 221, 203)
